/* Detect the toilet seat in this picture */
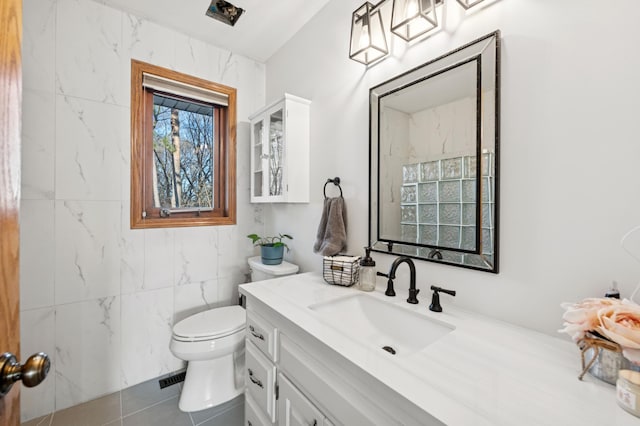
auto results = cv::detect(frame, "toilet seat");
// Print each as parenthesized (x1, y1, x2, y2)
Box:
(172, 305, 246, 342)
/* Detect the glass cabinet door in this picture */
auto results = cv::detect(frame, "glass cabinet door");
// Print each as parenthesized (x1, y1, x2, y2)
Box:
(267, 107, 284, 197)
(249, 93, 309, 204)
(252, 118, 264, 198)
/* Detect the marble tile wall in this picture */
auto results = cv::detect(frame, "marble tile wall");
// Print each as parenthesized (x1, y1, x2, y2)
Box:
(19, 0, 266, 421)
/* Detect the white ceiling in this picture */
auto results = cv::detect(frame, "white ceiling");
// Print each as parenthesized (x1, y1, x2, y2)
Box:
(99, 0, 332, 63)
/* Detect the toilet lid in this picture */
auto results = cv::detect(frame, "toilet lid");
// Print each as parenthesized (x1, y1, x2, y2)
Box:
(248, 256, 299, 275)
(172, 305, 246, 341)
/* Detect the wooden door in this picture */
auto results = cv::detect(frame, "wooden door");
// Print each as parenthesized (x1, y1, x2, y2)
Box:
(0, 0, 22, 424)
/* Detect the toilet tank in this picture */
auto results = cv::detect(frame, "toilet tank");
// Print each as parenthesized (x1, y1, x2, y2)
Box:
(248, 256, 299, 282)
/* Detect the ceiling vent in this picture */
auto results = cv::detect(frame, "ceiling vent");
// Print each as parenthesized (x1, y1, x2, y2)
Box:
(206, 0, 244, 27)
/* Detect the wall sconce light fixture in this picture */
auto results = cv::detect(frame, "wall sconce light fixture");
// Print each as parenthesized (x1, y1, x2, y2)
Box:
(391, 0, 439, 42)
(349, 2, 389, 65)
(349, 0, 485, 65)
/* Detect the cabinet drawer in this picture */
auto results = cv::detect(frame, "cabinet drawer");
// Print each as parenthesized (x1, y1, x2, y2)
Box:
(245, 393, 273, 426)
(246, 341, 277, 422)
(279, 333, 398, 425)
(278, 373, 334, 426)
(247, 310, 278, 361)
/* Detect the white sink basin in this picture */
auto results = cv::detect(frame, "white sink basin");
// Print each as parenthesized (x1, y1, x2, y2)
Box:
(308, 294, 454, 356)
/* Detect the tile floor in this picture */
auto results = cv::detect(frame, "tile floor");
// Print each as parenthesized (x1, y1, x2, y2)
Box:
(21, 374, 244, 426)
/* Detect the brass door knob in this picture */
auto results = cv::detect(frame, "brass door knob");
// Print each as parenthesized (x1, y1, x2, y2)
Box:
(0, 352, 50, 396)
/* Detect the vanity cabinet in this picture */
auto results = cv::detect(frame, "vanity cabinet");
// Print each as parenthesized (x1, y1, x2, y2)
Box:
(243, 296, 432, 426)
(249, 94, 310, 203)
(244, 305, 335, 426)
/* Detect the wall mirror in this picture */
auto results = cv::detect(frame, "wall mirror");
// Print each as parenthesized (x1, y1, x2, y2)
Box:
(369, 31, 500, 273)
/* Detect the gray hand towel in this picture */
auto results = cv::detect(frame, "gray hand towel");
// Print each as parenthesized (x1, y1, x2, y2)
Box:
(313, 197, 347, 256)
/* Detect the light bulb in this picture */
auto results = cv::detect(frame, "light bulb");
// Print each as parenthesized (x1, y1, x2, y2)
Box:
(359, 26, 370, 50)
(359, 14, 371, 51)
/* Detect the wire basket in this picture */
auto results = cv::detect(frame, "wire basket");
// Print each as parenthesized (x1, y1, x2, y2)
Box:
(323, 255, 360, 287)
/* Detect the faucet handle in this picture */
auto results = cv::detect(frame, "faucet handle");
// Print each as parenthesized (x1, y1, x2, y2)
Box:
(377, 272, 396, 296)
(430, 286, 456, 297)
(429, 286, 456, 312)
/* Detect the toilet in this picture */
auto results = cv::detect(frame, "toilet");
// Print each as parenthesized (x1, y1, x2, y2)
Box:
(169, 256, 299, 412)
(170, 305, 246, 412)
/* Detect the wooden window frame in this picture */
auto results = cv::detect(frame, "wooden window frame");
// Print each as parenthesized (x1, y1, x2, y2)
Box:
(130, 59, 236, 229)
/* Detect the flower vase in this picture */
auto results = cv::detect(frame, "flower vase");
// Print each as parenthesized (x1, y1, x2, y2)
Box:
(580, 333, 640, 385)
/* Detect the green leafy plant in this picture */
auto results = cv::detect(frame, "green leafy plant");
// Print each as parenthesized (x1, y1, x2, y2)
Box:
(247, 233, 293, 251)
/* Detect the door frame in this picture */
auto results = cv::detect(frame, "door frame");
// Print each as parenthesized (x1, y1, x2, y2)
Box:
(0, 0, 23, 423)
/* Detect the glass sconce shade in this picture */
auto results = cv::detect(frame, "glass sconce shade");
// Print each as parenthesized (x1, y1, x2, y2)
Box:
(456, 0, 485, 9)
(391, 0, 438, 42)
(349, 2, 389, 65)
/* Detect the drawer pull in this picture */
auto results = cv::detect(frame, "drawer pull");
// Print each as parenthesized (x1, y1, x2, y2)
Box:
(249, 325, 265, 341)
(248, 368, 263, 388)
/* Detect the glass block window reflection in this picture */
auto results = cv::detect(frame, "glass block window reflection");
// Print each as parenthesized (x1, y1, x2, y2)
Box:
(402, 164, 419, 183)
(400, 185, 417, 203)
(400, 152, 495, 254)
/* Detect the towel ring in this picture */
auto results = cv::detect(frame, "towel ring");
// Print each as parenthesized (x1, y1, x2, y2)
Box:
(323, 177, 343, 199)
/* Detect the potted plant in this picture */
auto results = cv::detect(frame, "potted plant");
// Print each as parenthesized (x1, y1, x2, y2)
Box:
(247, 233, 293, 265)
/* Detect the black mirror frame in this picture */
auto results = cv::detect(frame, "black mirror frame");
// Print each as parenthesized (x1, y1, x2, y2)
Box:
(368, 30, 500, 273)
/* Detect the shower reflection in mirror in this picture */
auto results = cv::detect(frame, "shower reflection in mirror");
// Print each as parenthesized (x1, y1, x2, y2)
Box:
(369, 31, 500, 272)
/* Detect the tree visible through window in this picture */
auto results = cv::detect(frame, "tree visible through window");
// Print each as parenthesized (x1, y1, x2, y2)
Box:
(130, 60, 236, 229)
(152, 94, 215, 210)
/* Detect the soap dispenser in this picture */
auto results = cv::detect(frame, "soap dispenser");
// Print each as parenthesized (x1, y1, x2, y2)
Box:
(358, 247, 376, 292)
(605, 281, 620, 299)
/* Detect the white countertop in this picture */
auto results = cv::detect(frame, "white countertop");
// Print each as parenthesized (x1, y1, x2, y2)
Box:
(239, 272, 639, 426)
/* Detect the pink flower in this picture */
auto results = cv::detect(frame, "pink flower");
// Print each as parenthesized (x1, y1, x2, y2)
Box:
(559, 298, 622, 341)
(597, 300, 640, 363)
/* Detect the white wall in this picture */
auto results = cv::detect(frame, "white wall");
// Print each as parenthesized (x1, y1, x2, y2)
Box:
(20, 0, 265, 421)
(380, 107, 409, 237)
(265, 0, 640, 336)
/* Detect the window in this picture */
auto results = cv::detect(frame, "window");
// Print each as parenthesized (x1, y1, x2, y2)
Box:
(130, 60, 236, 228)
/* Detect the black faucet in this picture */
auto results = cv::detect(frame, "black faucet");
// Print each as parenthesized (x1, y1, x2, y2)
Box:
(385, 256, 419, 304)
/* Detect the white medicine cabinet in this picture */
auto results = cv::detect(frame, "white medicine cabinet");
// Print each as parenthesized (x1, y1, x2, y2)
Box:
(249, 94, 310, 203)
